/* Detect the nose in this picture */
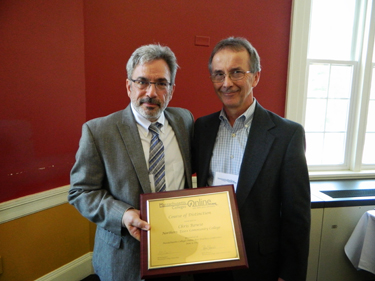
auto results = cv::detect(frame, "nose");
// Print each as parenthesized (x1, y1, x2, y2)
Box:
(146, 83, 158, 98)
(222, 74, 233, 88)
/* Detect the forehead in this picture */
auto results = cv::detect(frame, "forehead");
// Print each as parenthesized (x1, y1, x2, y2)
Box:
(211, 49, 250, 71)
(133, 59, 171, 79)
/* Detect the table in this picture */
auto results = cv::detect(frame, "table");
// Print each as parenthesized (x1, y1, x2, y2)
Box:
(345, 210, 375, 275)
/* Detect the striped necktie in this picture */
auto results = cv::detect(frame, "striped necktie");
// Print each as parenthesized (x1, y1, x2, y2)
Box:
(148, 122, 166, 192)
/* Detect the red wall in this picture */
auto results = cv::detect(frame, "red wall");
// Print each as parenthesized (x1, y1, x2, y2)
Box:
(0, 0, 292, 202)
(0, 0, 86, 202)
(84, 0, 292, 120)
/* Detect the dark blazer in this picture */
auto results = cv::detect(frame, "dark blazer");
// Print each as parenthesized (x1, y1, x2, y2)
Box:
(69, 105, 194, 281)
(193, 102, 310, 281)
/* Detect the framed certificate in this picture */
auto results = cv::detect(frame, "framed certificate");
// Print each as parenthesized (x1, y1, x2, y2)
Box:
(140, 185, 248, 279)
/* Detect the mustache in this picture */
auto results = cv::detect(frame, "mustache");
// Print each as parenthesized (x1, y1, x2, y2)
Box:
(139, 97, 161, 106)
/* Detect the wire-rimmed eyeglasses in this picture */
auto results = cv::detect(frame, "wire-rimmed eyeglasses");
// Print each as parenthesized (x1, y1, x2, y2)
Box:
(210, 70, 252, 83)
(130, 79, 172, 91)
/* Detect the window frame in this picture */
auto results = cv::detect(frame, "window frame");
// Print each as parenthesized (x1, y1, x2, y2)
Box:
(286, 0, 375, 179)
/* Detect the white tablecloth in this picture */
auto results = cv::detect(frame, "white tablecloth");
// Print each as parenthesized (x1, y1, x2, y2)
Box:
(345, 210, 375, 275)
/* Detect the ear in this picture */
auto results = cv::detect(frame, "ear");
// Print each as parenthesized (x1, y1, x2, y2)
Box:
(168, 84, 176, 101)
(252, 71, 261, 87)
(126, 79, 131, 97)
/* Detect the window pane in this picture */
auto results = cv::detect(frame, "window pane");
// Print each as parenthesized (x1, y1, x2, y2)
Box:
(322, 133, 346, 164)
(306, 132, 346, 165)
(306, 133, 324, 165)
(325, 99, 349, 131)
(362, 68, 375, 165)
(308, 0, 356, 60)
(362, 67, 375, 165)
(304, 63, 352, 166)
(328, 65, 353, 98)
(362, 133, 375, 164)
(370, 68, 375, 99)
(307, 64, 329, 98)
(305, 99, 327, 131)
(366, 100, 375, 132)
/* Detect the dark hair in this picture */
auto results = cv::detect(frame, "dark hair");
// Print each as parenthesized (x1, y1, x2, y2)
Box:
(208, 37, 261, 74)
(126, 44, 179, 84)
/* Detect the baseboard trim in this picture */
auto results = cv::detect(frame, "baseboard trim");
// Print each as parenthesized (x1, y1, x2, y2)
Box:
(0, 185, 70, 224)
(36, 252, 94, 281)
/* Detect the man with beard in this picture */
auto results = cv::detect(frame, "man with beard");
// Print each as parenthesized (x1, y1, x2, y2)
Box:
(69, 44, 194, 281)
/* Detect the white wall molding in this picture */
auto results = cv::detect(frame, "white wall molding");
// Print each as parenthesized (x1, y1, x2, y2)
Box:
(0, 185, 69, 224)
(36, 252, 94, 281)
(0, 176, 198, 225)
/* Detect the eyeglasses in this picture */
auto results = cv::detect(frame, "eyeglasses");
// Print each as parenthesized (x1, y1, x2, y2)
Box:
(210, 70, 252, 83)
(130, 79, 172, 91)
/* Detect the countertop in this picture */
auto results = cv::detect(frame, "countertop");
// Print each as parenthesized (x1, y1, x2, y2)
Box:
(310, 179, 375, 208)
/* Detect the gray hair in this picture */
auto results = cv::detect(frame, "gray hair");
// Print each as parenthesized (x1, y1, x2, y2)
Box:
(208, 37, 261, 74)
(126, 44, 179, 84)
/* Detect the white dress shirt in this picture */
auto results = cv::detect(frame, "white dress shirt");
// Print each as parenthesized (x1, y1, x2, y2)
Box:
(131, 104, 185, 192)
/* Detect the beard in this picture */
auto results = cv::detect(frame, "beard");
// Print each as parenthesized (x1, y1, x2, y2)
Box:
(132, 97, 169, 121)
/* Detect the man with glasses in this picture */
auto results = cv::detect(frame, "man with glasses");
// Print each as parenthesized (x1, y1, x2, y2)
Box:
(69, 44, 193, 281)
(193, 37, 310, 281)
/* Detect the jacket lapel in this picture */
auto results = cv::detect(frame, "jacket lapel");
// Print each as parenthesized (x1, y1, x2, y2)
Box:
(236, 103, 275, 208)
(117, 105, 152, 194)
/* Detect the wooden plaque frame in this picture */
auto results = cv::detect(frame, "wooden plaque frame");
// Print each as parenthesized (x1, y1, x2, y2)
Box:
(140, 185, 248, 279)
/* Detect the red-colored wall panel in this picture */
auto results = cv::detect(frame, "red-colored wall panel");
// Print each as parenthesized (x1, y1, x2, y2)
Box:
(83, 0, 292, 120)
(0, 0, 292, 203)
(0, 0, 86, 202)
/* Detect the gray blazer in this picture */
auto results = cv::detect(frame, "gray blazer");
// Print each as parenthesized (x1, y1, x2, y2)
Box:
(69, 105, 194, 281)
(193, 102, 310, 281)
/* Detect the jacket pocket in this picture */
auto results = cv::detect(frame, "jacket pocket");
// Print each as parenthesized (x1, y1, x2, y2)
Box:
(96, 227, 122, 249)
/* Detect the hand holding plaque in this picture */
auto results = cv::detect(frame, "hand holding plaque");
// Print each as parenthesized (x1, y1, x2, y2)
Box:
(140, 185, 248, 279)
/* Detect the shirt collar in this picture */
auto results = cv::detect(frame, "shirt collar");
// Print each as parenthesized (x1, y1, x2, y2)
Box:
(219, 98, 257, 126)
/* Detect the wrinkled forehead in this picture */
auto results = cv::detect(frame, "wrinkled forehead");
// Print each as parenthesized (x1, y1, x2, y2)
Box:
(211, 49, 250, 72)
(133, 59, 171, 80)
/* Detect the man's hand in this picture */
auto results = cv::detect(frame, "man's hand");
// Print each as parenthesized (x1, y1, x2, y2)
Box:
(122, 209, 150, 241)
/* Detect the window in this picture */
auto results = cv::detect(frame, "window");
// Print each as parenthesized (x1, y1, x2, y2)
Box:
(287, 0, 375, 178)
